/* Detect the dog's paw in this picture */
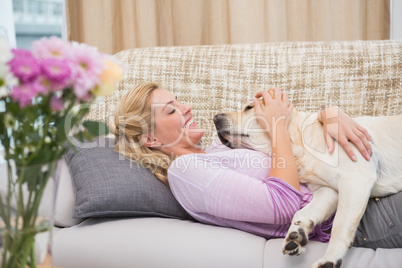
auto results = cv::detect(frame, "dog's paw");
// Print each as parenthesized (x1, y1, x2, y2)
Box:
(311, 258, 343, 268)
(282, 227, 308, 256)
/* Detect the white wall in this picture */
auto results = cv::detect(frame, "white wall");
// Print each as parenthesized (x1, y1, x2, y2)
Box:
(0, 0, 16, 47)
(62, 0, 68, 41)
(391, 0, 402, 40)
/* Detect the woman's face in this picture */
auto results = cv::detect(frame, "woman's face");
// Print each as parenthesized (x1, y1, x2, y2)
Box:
(148, 88, 204, 148)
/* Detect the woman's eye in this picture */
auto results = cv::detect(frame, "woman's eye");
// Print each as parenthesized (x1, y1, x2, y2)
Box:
(168, 109, 176, 114)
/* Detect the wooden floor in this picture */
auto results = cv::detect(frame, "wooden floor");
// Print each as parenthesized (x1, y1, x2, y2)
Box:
(36, 252, 53, 268)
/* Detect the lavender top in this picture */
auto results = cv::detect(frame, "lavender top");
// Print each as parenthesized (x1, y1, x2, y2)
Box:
(168, 137, 333, 242)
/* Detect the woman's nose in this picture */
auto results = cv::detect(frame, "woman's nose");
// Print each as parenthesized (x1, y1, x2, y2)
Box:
(181, 103, 192, 115)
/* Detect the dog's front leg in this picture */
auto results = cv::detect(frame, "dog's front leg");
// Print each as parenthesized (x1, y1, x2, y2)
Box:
(311, 177, 375, 268)
(282, 186, 338, 256)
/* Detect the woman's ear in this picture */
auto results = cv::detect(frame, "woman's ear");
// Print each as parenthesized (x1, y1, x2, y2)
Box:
(141, 134, 162, 148)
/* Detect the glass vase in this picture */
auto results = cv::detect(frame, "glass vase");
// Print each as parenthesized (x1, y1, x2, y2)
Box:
(0, 159, 59, 268)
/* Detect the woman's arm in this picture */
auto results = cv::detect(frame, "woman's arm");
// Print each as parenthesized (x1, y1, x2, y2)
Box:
(318, 106, 372, 161)
(269, 129, 300, 191)
(253, 88, 299, 191)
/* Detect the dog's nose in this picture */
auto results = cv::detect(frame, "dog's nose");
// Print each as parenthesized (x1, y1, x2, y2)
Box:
(213, 113, 234, 149)
(213, 113, 226, 125)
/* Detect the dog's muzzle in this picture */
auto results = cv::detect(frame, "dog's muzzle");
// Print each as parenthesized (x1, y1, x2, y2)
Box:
(213, 113, 234, 149)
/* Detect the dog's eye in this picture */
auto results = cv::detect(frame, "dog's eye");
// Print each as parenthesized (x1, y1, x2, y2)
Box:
(244, 105, 254, 112)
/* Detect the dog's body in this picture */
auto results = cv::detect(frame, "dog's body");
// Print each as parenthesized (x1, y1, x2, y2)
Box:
(213, 106, 402, 268)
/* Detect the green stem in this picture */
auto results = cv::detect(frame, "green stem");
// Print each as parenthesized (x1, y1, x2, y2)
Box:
(2, 161, 56, 267)
(29, 240, 37, 268)
(24, 186, 34, 226)
(7, 233, 35, 268)
(19, 234, 35, 268)
(27, 171, 50, 228)
(9, 166, 27, 258)
(25, 114, 52, 164)
(1, 230, 10, 268)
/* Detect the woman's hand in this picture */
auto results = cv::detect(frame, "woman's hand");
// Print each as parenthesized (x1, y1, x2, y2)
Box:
(253, 88, 294, 138)
(254, 88, 299, 191)
(318, 106, 372, 161)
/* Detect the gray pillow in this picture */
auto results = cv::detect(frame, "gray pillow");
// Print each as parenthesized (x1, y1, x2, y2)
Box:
(64, 137, 194, 220)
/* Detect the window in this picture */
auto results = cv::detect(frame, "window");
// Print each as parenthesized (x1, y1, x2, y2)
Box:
(38, 1, 47, 15)
(13, 0, 23, 13)
(13, 0, 63, 49)
(28, 0, 39, 14)
(53, 2, 62, 16)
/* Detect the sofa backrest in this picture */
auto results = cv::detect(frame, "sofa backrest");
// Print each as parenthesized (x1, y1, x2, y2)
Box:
(87, 40, 402, 148)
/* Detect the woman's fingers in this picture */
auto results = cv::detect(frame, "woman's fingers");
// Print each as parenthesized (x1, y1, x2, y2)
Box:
(356, 124, 373, 153)
(253, 96, 263, 112)
(287, 102, 294, 112)
(255, 88, 283, 101)
(352, 128, 371, 160)
(322, 121, 335, 154)
(335, 129, 370, 161)
(326, 132, 335, 154)
(282, 93, 289, 107)
(255, 89, 274, 102)
(348, 134, 367, 161)
(254, 88, 291, 134)
(321, 106, 372, 161)
(273, 88, 282, 100)
(356, 123, 372, 142)
(337, 137, 358, 162)
(253, 96, 266, 129)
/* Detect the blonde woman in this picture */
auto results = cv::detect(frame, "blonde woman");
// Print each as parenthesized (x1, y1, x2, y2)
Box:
(112, 82, 402, 249)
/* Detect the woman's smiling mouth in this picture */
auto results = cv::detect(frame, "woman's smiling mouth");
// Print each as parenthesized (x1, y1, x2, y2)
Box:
(183, 118, 194, 128)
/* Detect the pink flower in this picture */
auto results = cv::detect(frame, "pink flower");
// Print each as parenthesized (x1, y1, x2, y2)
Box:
(11, 49, 33, 59)
(69, 44, 104, 100)
(50, 95, 64, 111)
(32, 36, 72, 60)
(73, 77, 95, 100)
(33, 76, 53, 95)
(41, 58, 72, 88)
(8, 49, 41, 83)
(10, 83, 37, 108)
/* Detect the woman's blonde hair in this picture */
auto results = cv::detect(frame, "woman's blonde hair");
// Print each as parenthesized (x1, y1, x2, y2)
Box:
(111, 82, 173, 186)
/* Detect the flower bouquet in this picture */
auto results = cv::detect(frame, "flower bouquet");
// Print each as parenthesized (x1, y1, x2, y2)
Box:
(0, 36, 123, 267)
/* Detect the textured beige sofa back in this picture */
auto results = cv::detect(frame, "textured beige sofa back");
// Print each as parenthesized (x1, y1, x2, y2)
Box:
(88, 40, 402, 148)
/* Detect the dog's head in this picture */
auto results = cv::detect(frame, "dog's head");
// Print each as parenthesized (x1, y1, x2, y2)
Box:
(213, 98, 274, 155)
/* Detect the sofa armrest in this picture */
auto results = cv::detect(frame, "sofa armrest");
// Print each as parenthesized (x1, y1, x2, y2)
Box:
(54, 158, 82, 227)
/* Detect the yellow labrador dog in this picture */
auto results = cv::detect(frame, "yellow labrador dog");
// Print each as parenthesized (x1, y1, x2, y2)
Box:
(213, 92, 402, 268)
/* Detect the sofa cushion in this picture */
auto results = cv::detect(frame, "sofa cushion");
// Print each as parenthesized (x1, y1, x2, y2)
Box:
(53, 217, 267, 268)
(64, 137, 193, 220)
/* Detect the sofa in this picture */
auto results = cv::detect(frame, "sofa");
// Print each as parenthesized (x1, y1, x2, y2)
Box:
(50, 40, 402, 268)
